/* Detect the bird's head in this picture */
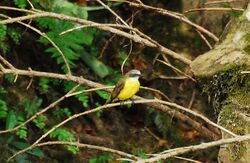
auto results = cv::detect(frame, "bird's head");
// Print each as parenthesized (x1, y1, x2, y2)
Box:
(126, 69, 143, 80)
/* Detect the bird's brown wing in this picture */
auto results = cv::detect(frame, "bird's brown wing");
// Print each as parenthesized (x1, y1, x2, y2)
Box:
(105, 77, 125, 104)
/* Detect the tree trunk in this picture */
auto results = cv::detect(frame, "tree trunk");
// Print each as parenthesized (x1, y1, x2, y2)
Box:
(191, 4, 250, 163)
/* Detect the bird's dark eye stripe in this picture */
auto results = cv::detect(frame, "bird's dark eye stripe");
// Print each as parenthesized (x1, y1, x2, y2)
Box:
(129, 74, 140, 77)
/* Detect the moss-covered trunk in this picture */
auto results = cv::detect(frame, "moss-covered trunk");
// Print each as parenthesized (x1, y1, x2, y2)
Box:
(191, 4, 250, 163)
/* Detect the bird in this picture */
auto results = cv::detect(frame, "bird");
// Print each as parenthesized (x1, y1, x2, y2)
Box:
(105, 69, 143, 104)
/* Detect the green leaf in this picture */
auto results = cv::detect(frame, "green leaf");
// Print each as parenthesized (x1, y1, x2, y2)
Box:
(8, 28, 21, 45)
(14, 0, 27, 8)
(0, 24, 8, 53)
(95, 90, 110, 100)
(52, 0, 88, 19)
(50, 128, 75, 141)
(0, 24, 7, 41)
(6, 111, 17, 129)
(32, 115, 46, 129)
(90, 154, 112, 163)
(66, 145, 79, 154)
(16, 113, 28, 139)
(132, 149, 149, 159)
(20, 96, 42, 117)
(0, 99, 8, 118)
(50, 128, 78, 154)
(80, 50, 110, 78)
(53, 108, 71, 119)
(117, 51, 129, 66)
(0, 87, 7, 94)
(0, 110, 7, 118)
(64, 82, 89, 107)
(4, 74, 15, 83)
(12, 141, 44, 157)
(16, 127, 27, 139)
(39, 78, 50, 93)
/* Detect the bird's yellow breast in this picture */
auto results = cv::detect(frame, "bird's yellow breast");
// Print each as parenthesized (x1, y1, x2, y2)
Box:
(116, 78, 140, 100)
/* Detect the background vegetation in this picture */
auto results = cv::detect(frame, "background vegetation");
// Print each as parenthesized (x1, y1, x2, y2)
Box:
(0, 0, 248, 162)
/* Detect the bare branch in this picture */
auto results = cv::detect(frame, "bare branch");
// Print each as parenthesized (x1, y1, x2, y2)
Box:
(185, 7, 244, 13)
(0, 7, 191, 64)
(36, 141, 140, 161)
(109, 0, 219, 42)
(241, 71, 250, 74)
(196, 30, 213, 49)
(135, 134, 250, 163)
(156, 59, 196, 82)
(205, 0, 245, 5)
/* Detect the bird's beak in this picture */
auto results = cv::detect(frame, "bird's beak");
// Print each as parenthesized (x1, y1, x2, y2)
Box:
(140, 74, 144, 77)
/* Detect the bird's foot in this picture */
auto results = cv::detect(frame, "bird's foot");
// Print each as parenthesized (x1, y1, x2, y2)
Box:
(129, 98, 135, 105)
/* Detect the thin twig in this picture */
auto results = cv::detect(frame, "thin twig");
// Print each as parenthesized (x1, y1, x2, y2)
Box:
(156, 99, 237, 137)
(121, 44, 132, 75)
(205, 0, 245, 5)
(60, 23, 133, 35)
(109, 0, 219, 42)
(66, 86, 113, 97)
(0, 6, 36, 14)
(144, 127, 161, 141)
(26, 0, 34, 9)
(188, 91, 196, 109)
(97, 0, 129, 27)
(96, 0, 135, 74)
(98, 34, 116, 58)
(0, 54, 16, 69)
(156, 59, 196, 81)
(141, 86, 172, 102)
(196, 30, 213, 49)
(158, 75, 188, 80)
(241, 71, 250, 74)
(174, 156, 202, 163)
(36, 141, 140, 160)
(185, 7, 244, 14)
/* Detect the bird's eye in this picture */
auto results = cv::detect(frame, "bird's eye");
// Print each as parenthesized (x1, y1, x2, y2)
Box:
(130, 74, 140, 77)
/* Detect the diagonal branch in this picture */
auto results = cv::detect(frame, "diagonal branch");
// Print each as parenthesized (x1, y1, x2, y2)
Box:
(185, 7, 244, 13)
(0, 84, 79, 134)
(0, 7, 191, 64)
(36, 141, 140, 161)
(109, 0, 219, 42)
(136, 134, 250, 163)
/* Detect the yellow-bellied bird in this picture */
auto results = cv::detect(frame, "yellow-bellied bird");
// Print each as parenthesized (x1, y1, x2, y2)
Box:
(106, 69, 143, 104)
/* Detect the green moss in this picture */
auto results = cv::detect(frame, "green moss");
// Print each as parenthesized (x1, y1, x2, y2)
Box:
(219, 97, 249, 161)
(227, 91, 250, 110)
(243, 34, 250, 55)
(198, 65, 248, 112)
(228, 142, 247, 161)
(219, 104, 247, 134)
(244, 45, 250, 55)
(218, 88, 249, 161)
